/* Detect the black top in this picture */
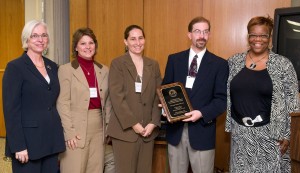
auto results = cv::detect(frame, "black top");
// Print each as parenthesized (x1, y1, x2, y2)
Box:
(230, 67, 273, 127)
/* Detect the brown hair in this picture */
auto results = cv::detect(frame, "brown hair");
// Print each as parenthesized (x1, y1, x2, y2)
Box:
(124, 25, 145, 40)
(247, 16, 274, 35)
(72, 28, 98, 58)
(188, 16, 211, 32)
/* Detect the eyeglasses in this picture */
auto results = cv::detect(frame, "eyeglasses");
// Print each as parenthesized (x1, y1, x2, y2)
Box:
(30, 33, 49, 40)
(248, 34, 269, 40)
(192, 29, 210, 36)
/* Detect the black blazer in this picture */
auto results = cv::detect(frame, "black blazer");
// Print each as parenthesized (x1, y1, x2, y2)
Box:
(2, 52, 65, 160)
(162, 49, 229, 150)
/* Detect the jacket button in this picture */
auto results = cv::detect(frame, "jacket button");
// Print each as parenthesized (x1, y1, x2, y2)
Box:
(143, 103, 146, 106)
(48, 87, 51, 90)
(48, 107, 51, 111)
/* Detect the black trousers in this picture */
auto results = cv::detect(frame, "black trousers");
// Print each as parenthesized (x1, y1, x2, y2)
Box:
(12, 153, 59, 173)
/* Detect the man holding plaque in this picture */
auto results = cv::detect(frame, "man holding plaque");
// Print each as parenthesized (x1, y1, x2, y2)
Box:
(162, 16, 229, 173)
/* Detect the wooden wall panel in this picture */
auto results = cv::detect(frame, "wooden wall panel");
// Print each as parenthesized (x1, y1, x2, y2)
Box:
(88, 0, 143, 66)
(0, 0, 24, 137)
(144, 0, 203, 75)
(203, 0, 291, 59)
(69, 0, 88, 59)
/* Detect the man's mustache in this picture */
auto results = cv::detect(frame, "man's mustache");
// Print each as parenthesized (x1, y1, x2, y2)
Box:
(196, 38, 207, 42)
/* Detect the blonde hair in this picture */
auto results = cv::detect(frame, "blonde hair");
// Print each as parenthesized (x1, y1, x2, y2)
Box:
(21, 20, 50, 51)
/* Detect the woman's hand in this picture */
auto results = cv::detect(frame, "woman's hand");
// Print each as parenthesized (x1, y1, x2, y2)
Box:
(278, 139, 289, 155)
(15, 149, 29, 164)
(66, 135, 81, 150)
(132, 123, 145, 135)
(143, 123, 156, 137)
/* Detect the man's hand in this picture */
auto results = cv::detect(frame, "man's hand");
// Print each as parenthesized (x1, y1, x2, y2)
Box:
(182, 110, 202, 122)
(158, 104, 167, 117)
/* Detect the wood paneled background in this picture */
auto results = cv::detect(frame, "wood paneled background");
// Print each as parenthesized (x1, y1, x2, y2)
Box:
(69, 0, 290, 170)
(0, 0, 24, 137)
(0, 0, 292, 171)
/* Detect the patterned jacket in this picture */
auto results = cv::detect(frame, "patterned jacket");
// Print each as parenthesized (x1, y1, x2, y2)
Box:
(226, 51, 300, 140)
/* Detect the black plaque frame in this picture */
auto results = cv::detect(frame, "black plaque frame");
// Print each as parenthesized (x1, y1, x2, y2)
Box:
(157, 82, 193, 123)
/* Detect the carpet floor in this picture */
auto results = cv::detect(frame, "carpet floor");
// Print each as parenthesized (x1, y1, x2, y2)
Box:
(0, 138, 12, 173)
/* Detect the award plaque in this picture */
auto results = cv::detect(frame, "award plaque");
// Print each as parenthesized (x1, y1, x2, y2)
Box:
(157, 82, 193, 123)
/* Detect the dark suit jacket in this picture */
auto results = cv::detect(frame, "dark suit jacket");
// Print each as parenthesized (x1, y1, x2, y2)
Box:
(162, 49, 228, 150)
(107, 52, 162, 142)
(2, 52, 65, 160)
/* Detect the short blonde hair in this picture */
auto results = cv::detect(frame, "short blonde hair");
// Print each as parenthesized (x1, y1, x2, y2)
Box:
(21, 20, 50, 51)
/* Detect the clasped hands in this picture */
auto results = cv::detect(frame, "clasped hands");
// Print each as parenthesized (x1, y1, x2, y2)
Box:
(158, 104, 202, 122)
(132, 123, 156, 137)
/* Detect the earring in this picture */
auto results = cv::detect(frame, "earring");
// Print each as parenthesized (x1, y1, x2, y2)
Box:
(42, 48, 48, 56)
(268, 44, 273, 50)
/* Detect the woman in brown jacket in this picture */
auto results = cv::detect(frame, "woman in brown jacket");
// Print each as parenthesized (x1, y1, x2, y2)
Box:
(107, 25, 162, 173)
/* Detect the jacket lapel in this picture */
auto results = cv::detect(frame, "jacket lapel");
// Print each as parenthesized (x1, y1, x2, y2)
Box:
(94, 62, 107, 96)
(95, 63, 105, 85)
(22, 53, 50, 85)
(71, 59, 89, 88)
(123, 53, 138, 82)
(141, 58, 152, 93)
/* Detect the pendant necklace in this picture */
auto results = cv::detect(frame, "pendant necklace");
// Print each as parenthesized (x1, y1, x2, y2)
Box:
(80, 64, 94, 75)
(248, 53, 268, 69)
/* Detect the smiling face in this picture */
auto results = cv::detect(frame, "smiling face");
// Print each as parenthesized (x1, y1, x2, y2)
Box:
(27, 24, 48, 55)
(248, 24, 271, 55)
(188, 22, 210, 52)
(75, 35, 96, 60)
(124, 28, 145, 55)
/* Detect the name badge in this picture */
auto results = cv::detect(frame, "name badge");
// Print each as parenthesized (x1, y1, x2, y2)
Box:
(90, 88, 98, 98)
(185, 76, 195, 89)
(135, 82, 142, 93)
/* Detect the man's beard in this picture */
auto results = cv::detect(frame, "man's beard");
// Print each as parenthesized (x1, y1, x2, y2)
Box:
(196, 38, 207, 49)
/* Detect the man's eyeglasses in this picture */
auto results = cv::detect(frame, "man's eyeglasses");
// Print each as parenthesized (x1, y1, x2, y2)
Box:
(248, 34, 269, 40)
(192, 29, 210, 36)
(30, 34, 49, 40)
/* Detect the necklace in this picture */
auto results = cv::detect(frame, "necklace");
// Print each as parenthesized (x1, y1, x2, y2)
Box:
(248, 53, 268, 69)
(34, 58, 45, 68)
(80, 64, 94, 75)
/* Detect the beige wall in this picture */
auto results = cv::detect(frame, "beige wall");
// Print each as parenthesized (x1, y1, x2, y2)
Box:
(25, 0, 44, 22)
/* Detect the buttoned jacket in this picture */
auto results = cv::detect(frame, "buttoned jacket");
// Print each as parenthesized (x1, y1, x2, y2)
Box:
(57, 59, 112, 147)
(107, 53, 162, 142)
(3, 52, 65, 160)
(162, 49, 229, 150)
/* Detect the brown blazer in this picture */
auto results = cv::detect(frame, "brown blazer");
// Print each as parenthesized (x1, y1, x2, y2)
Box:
(57, 59, 112, 148)
(107, 53, 162, 142)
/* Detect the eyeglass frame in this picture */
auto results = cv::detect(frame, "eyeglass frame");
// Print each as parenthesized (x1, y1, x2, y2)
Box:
(191, 29, 210, 36)
(30, 33, 49, 40)
(248, 34, 270, 40)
